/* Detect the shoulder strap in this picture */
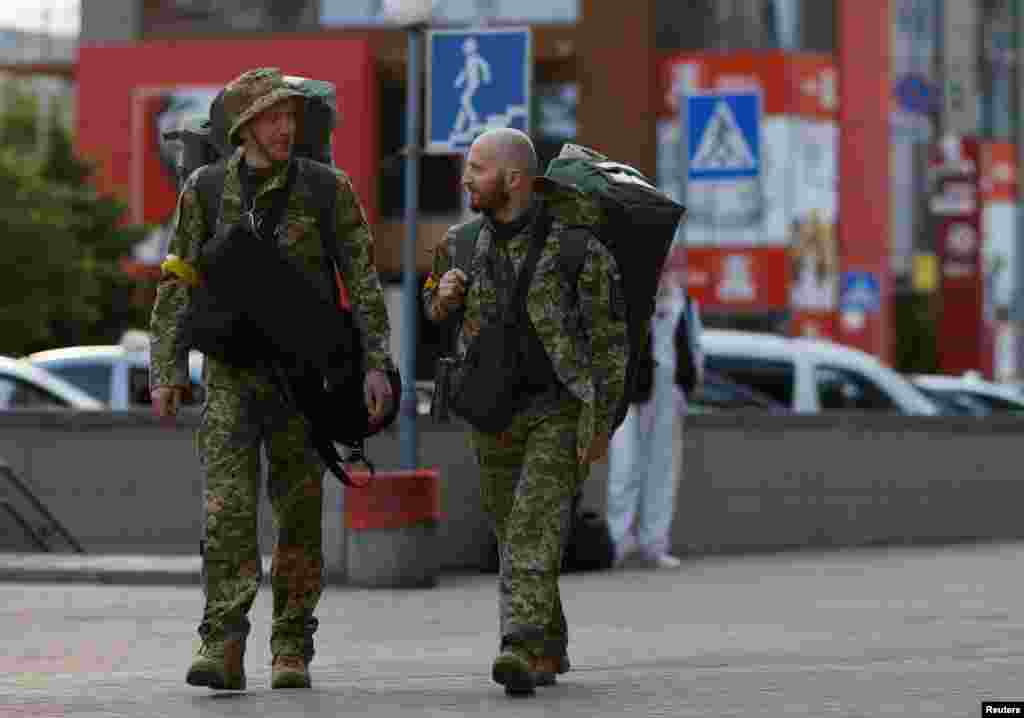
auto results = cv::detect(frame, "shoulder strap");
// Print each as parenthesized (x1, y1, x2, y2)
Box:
(556, 226, 591, 289)
(453, 217, 485, 274)
(507, 205, 551, 322)
(299, 159, 347, 308)
(442, 217, 484, 354)
(194, 160, 227, 243)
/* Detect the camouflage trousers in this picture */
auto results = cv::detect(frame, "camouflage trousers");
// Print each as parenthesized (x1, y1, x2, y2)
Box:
(196, 368, 325, 661)
(472, 388, 584, 659)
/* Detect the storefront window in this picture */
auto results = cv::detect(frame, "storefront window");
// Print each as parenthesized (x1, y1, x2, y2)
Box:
(980, 0, 1017, 140)
(656, 0, 834, 53)
(320, 0, 577, 26)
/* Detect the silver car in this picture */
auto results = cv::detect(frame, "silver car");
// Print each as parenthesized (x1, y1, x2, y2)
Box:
(0, 356, 104, 410)
(27, 341, 204, 410)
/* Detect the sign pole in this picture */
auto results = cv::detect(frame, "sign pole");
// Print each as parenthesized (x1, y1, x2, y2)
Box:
(400, 23, 424, 471)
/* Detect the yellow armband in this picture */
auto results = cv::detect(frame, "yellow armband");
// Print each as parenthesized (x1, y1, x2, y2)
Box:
(160, 254, 200, 287)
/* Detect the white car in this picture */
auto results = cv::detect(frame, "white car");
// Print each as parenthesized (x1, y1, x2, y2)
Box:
(910, 372, 1024, 417)
(27, 338, 205, 410)
(700, 329, 940, 415)
(0, 356, 105, 410)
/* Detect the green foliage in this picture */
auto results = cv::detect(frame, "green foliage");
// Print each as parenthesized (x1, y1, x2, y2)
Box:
(0, 79, 154, 357)
(892, 290, 939, 375)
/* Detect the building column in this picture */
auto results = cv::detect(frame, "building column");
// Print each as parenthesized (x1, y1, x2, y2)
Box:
(576, 0, 657, 178)
(837, 0, 893, 362)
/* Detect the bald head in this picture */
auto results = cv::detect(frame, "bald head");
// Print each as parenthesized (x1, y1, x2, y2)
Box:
(472, 128, 538, 177)
(463, 128, 539, 221)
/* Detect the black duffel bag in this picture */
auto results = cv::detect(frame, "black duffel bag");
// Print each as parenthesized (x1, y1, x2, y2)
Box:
(445, 213, 549, 434)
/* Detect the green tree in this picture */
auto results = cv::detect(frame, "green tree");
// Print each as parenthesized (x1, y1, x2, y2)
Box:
(0, 79, 153, 357)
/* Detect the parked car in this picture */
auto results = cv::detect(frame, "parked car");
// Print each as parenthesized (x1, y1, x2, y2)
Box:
(910, 372, 1024, 417)
(700, 329, 940, 415)
(0, 356, 105, 411)
(27, 335, 205, 410)
(688, 370, 791, 414)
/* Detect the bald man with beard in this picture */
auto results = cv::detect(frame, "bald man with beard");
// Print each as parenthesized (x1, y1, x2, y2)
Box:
(423, 129, 629, 696)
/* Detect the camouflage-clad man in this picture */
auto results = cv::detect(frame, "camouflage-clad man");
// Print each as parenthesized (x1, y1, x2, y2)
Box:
(149, 68, 394, 691)
(423, 130, 628, 695)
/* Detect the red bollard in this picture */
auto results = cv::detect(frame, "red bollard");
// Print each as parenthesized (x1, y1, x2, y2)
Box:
(343, 468, 442, 588)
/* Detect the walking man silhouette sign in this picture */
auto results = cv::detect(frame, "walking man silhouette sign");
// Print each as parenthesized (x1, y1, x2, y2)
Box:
(427, 28, 531, 154)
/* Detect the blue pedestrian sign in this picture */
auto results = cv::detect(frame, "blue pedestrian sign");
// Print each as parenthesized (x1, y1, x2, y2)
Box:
(840, 271, 881, 314)
(426, 28, 532, 155)
(686, 92, 761, 181)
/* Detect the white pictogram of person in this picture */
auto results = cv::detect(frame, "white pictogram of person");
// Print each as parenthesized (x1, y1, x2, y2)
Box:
(452, 37, 491, 140)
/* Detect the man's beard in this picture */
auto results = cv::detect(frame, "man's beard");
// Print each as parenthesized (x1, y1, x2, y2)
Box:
(252, 133, 293, 164)
(471, 186, 510, 216)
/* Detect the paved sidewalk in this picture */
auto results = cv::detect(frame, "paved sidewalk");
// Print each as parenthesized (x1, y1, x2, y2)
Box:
(3, 542, 1023, 717)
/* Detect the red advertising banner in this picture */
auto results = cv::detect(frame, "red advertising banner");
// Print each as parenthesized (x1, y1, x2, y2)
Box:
(656, 52, 838, 325)
(931, 136, 983, 376)
(77, 36, 378, 229)
(683, 247, 790, 310)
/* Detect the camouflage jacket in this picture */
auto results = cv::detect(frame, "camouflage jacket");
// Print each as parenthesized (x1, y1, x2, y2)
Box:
(150, 149, 393, 389)
(422, 207, 628, 450)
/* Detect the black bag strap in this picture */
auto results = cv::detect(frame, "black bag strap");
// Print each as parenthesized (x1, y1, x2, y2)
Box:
(504, 205, 551, 325)
(453, 217, 485, 275)
(195, 160, 227, 244)
(443, 208, 551, 349)
(442, 217, 484, 355)
(238, 159, 298, 242)
(296, 159, 348, 308)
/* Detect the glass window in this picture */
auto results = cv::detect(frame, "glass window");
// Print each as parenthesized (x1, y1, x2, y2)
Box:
(815, 366, 898, 411)
(656, 0, 834, 52)
(691, 370, 782, 410)
(46, 364, 113, 404)
(320, 0, 577, 26)
(916, 388, 976, 415)
(0, 376, 67, 409)
(703, 355, 795, 407)
(980, 0, 1017, 139)
(964, 391, 1024, 414)
(378, 80, 462, 219)
(129, 368, 152, 406)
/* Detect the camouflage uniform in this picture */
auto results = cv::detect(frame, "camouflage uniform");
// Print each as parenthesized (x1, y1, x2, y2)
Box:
(423, 205, 628, 660)
(150, 69, 392, 664)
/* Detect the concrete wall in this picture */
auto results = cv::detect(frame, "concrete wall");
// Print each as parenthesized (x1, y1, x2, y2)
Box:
(3, 411, 1024, 580)
(80, 0, 141, 44)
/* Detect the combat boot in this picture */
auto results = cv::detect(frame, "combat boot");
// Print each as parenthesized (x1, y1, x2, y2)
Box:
(186, 637, 246, 690)
(492, 646, 535, 696)
(271, 655, 311, 689)
(529, 653, 571, 686)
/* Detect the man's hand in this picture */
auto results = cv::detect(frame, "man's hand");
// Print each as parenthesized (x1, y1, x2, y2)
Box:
(438, 269, 468, 310)
(365, 369, 394, 422)
(152, 386, 185, 422)
(578, 432, 609, 465)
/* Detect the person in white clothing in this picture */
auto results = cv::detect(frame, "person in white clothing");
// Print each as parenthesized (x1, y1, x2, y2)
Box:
(606, 284, 701, 569)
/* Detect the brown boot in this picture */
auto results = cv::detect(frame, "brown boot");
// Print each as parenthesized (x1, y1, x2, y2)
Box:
(529, 654, 570, 686)
(186, 637, 246, 690)
(271, 655, 311, 689)
(492, 647, 535, 696)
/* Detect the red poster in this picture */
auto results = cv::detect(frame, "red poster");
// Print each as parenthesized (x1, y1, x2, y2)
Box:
(77, 36, 378, 228)
(682, 247, 790, 311)
(932, 136, 983, 375)
(658, 52, 837, 319)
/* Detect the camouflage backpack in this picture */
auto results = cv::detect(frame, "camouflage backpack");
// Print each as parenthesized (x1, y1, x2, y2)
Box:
(450, 144, 686, 431)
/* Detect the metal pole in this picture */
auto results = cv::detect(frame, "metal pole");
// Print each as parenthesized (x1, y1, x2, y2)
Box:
(399, 24, 424, 470)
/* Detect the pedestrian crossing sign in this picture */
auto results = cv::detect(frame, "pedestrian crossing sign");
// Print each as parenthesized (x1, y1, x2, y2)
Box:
(686, 92, 761, 181)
